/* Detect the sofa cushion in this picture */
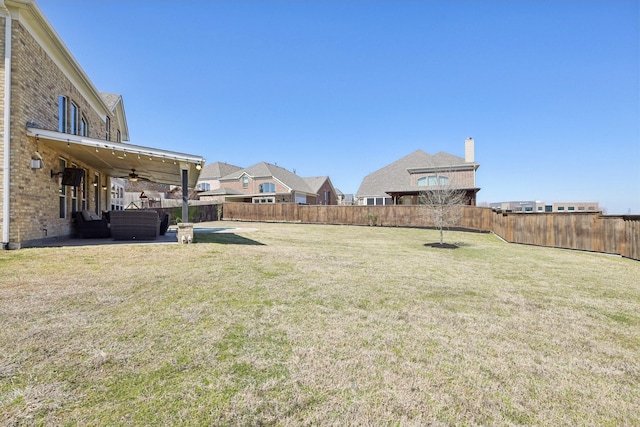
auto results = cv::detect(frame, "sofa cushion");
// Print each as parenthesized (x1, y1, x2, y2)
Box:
(81, 210, 92, 221)
(89, 212, 101, 220)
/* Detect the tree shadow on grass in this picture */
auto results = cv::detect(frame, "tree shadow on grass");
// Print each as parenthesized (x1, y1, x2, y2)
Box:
(194, 233, 265, 245)
(423, 242, 460, 249)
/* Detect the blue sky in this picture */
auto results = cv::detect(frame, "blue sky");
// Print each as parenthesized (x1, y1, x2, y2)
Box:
(37, 0, 639, 214)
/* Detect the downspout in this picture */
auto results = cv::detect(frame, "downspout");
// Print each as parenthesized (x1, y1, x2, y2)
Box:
(1, 2, 12, 249)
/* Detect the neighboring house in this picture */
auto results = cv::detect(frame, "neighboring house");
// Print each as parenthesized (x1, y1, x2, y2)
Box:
(303, 176, 337, 205)
(196, 161, 243, 193)
(356, 138, 480, 206)
(336, 189, 354, 206)
(216, 162, 336, 204)
(196, 161, 244, 203)
(1, 1, 204, 249)
(490, 201, 600, 213)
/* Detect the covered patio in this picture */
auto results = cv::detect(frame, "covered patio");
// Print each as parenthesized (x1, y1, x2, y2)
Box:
(27, 127, 205, 230)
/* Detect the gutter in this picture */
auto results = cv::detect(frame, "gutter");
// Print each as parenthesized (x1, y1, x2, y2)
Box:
(1, 1, 12, 248)
(25, 127, 204, 164)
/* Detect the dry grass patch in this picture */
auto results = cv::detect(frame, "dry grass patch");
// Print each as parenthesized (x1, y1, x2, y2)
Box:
(1, 221, 639, 425)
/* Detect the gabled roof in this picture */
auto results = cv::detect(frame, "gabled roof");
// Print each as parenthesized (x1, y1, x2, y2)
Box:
(303, 176, 331, 193)
(221, 162, 315, 194)
(199, 161, 243, 180)
(99, 92, 121, 110)
(356, 149, 477, 197)
(99, 92, 129, 141)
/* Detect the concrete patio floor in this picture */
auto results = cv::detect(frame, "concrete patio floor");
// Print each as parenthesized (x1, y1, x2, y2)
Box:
(24, 222, 257, 248)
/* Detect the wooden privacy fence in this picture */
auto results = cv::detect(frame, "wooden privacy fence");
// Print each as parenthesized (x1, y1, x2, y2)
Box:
(220, 202, 640, 261)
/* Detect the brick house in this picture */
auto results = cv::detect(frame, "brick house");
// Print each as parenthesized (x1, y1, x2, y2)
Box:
(213, 161, 337, 205)
(1, 1, 204, 249)
(196, 161, 244, 203)
(356, 138, 480, 206)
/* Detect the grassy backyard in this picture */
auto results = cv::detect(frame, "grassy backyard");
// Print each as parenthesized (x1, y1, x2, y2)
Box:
(1, 221, 639, 426)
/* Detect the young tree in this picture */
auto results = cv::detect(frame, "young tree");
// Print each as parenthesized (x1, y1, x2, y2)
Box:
(419, 174, 468, 245)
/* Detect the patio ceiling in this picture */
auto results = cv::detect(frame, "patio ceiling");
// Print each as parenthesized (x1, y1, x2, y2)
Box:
(27, 127, 205, 187)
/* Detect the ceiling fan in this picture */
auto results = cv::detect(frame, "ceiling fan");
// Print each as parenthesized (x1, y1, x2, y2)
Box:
(127, 168, 142, 182)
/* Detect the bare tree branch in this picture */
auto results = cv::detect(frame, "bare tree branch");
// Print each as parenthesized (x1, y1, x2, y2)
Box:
(419, 173, 467, 245)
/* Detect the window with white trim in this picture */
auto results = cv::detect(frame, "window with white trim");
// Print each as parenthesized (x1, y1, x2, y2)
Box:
(242, 176, 249, 188)
(426, 175, 449, 186)
(105, 117, 111, 141)
(71, 102, 78, 135)
(71, 163, 79, 212)
(94, 173, 101, 214)
(259, 182, 275, 193)
(58, 96, 68, 133)
(252, 197, 274, 203)
(59, 158, 67, 218)
(81, 116, 88, 137)
(81, 168, 88, 210)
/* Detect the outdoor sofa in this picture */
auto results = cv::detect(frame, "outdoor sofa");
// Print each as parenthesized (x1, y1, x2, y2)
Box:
(73, 210, 111, 238)
(110, 210, 161, 240)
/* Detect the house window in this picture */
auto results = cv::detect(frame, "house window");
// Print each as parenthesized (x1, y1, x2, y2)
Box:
(59, 158, 67, 218)
(58, 96, 68, 133)
(242, 176, 249, 188)
(70, 102, 78, 135)
(252, 197, 274, 203)
(525, 206, 533, 212)
(105, 116, 111, 141)
(259, 182, 275, 193)
(545, 205, 552, 212)
(196, 183, 210, 191)
(426, 175, 449, 186)
(71, 163, 78, 212)
(568, 206, 575, 211)
(110, 181, 124, 211)
(418, 177, 427, 186)
(557, 206, 565, 211)
(117, 129, 121, 143)
(81, 116, 88, 136)
(94, 173, 101, 214)
(81, 168, 88, 210)
(537, 206, 543, 211)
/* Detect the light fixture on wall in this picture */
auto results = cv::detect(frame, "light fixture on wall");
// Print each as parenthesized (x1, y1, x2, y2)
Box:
(31, 152, 43, 169)
(93, 179, 98, 187)
(31, 158, 43, 169)
(31, 135, 43, 169)
(196, 163, 202, 170)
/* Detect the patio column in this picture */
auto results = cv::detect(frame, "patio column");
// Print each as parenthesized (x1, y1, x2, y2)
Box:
(180, 163, 189, 223)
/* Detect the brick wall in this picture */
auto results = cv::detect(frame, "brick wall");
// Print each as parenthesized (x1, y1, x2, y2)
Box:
(0, 17, 5, 239)
(410, 169, 476, 188)
(2, 18, 122, 245)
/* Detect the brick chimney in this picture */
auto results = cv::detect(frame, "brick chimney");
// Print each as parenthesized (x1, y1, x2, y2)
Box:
(465, 137, 475, 163)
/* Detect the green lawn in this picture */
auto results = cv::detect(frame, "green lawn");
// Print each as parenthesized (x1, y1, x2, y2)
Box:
(1, 222, 639, 425)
